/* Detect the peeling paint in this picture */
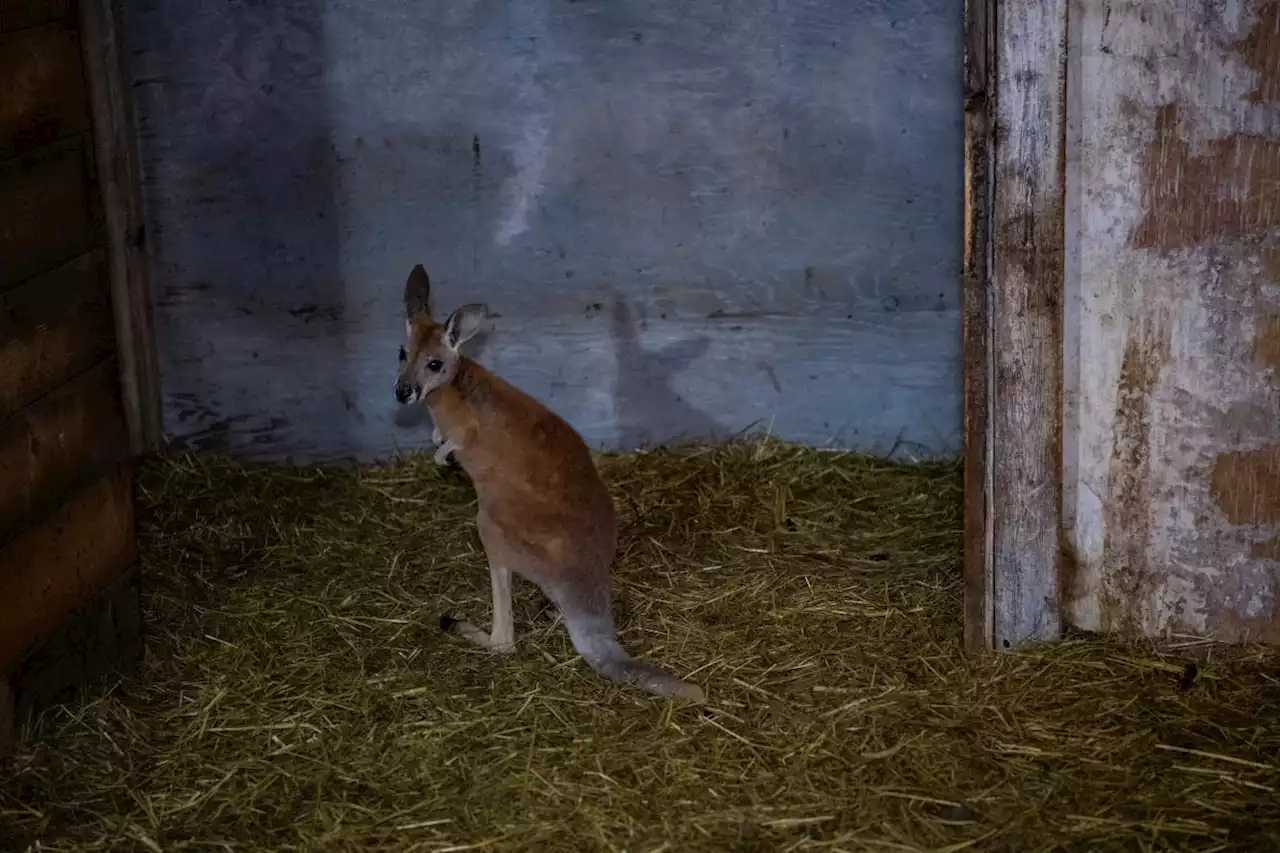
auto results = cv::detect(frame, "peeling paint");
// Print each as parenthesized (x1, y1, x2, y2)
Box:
(1099, 322, 1170, 631)
(1254, 314, 1280, 370)
(1264, 245, 1280, 281)
(1131, 105, 1280, 251)
(1237, 1, 1280, 104)
(1252, 536, 1280, 560)
(1210, 445, 1280, 525)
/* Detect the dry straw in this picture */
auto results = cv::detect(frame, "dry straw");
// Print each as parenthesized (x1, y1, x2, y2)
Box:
(1, 438, 1277, 852)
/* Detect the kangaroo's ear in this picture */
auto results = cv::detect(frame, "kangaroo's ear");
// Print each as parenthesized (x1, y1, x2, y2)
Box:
(443, 303, 489, 350)
(404, 264, 431, 319)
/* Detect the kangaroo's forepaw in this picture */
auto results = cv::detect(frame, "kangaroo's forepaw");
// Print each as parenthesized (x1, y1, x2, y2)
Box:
(433, 439, 458, 466)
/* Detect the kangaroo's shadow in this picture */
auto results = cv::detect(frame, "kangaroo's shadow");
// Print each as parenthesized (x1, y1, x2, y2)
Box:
(608, 299, 722, 449)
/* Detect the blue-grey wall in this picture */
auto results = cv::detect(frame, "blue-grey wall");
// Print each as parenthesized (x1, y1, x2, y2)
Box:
(124, 0, 964, 464)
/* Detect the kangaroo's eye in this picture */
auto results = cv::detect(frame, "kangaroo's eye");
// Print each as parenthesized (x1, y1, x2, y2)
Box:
(426, 359, 444, 372)
(398, 345, 407, 363)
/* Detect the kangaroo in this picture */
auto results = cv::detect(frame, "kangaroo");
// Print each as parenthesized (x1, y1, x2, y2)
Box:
(393, 264, 706, 703)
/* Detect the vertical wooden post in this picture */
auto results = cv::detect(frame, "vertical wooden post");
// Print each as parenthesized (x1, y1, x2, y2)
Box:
(79, 0, 165, 457)
(961, 0, 994, 652)
(963, 0, 1068, 649)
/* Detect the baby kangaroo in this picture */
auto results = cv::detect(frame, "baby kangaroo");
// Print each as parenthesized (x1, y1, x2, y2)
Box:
(393, 264, 706, 703)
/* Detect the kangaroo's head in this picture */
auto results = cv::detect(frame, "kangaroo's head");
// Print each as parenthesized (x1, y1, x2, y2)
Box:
(394, 264, 488, 404)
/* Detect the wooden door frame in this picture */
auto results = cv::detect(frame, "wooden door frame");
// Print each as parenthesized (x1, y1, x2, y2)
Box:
(79, 0, 164, 458)
(962, 0, 1068, 651)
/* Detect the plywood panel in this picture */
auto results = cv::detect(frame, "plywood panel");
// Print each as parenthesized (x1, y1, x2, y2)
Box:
(0, 360, 129, 547)
(0, 139, 96, 292)
(1066, 0, 1280, 643)
(125, 0, 965, 461)
(0, 250, 115, 419)
(0, 466, 135, 674)
(0, 19, 89, 160)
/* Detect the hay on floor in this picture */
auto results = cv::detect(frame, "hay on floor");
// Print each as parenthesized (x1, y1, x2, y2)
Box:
(1, 438, 1278, 853)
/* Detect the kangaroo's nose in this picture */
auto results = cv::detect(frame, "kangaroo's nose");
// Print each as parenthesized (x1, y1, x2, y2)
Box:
(394, 381, 414, 404)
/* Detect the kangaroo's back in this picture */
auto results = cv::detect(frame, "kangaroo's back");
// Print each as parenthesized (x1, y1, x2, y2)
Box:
(429, 357, 617, 552)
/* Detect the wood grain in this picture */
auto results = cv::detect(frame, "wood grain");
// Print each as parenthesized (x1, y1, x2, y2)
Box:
(961, 0, 993, 652)
(154, 298, 964, 463)
(0, 250, 116, 419)
(0, 465, 136, 674)
(0, 359, 129, 548)
(0, 0, 71, 35)
(79, 0, 163, 455)
(0, 19, 89, 161)
(0, 138, 96, 292)
(988, 0, 1067, 648)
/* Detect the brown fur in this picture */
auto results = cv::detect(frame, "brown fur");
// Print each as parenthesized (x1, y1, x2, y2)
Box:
(394, 265, 706, 703)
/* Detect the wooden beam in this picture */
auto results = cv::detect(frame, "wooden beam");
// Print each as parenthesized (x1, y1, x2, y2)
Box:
(983, 0, 1068, 648)
(961, 0, 994, 652)
(78, 0, 164, 457)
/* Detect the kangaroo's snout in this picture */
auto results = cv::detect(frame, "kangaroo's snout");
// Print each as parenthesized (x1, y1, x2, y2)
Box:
(394, 380, 417, 404)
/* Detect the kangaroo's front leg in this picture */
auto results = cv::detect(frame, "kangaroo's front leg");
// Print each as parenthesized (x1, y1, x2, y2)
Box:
(431, 424, 458, 466)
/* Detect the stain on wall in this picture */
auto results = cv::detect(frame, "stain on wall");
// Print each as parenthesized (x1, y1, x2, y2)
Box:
(122, 0, 965, 463)
(1098, 321, 1170, 632)
(1066, 0, 1280, 642)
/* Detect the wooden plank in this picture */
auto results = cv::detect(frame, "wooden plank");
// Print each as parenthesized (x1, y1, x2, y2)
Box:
(1066, 1, 1280, 644)
(0, 20, 90, 161)
(156, 302, 963, 462)
(79, 0, 163, 456)
(0, 0, 71, 35)
(961, 0, 993, 652)
(988, 0, 1067, 648)
(0, 465, 136, 674)
(0, 250, 116, 419)
(0, 359, 129, 548)
(0, 139, 96, 292)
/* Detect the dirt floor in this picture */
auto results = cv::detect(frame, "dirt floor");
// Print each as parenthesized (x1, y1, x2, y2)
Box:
(1, 441, 1278, 853)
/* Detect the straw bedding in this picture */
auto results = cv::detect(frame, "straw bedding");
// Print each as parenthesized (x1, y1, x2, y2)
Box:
(2, 439, 1278, 852)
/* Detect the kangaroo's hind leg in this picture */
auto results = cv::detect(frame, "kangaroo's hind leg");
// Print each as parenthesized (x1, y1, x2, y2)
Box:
(440, 513, 516, 653)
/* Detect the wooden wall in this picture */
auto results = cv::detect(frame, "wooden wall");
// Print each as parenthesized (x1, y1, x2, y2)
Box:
(0, 0, 152, 752)
(1062, 0, 1280, 642)
(122, 0, 964, 464)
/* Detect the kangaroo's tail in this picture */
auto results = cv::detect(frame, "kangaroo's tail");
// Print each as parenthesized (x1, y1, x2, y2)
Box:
(562, 610, 706, 703)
